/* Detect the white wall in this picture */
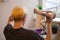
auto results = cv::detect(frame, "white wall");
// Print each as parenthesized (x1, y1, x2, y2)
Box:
(0, 0, 38, 40)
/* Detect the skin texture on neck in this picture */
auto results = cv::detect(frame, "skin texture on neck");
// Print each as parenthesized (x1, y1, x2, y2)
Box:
(14, 20, 24, 29)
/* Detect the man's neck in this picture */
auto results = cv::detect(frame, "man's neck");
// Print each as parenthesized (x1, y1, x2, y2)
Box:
(14, 21, 23, 29)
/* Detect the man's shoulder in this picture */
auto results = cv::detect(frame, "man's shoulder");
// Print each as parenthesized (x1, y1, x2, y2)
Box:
(3, 24, 12, 32)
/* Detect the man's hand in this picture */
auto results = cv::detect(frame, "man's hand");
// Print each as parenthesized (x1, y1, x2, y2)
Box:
(8, 15, 14, 24)
(34, 8, 44, 14)
(34, 8, 56, 19)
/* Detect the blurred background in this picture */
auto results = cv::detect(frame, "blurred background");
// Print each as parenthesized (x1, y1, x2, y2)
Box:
(0, 0, 60, 40)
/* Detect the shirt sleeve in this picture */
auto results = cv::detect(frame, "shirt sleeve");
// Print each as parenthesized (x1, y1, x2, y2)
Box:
(3, 24, 12, 36)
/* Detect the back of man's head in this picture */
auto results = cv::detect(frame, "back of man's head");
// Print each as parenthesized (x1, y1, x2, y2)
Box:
(11, 6, 26, 22)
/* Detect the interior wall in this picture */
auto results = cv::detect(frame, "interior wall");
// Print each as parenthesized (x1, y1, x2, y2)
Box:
(0, 0, 38, 40)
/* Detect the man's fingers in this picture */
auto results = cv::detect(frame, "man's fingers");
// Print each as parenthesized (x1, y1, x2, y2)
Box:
(9, 15, 14, 21)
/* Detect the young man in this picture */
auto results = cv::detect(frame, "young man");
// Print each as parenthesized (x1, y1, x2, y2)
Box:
(3, 6, 44, 40)
(34, 8, 56, 40)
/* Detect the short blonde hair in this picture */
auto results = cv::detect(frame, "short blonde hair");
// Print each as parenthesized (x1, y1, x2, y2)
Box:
(12, 6, 25, 21)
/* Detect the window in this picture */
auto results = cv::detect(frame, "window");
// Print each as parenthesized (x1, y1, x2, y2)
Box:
(42, 0, 60, 18)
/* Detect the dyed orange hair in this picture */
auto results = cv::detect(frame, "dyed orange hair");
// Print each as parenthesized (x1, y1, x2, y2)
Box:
(11, 6, 25, 21)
